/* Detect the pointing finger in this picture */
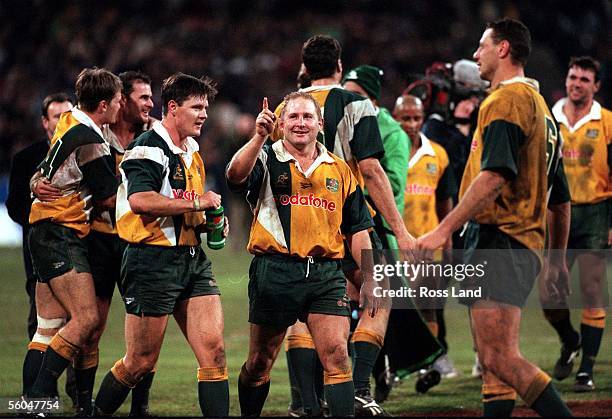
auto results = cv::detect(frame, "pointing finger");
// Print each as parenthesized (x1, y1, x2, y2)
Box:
(262, 97, 268, 110)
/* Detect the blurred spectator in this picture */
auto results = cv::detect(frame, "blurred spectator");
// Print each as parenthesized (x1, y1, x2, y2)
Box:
(0, 0, 608, 193)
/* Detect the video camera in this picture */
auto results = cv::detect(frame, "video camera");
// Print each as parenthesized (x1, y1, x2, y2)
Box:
(403, 60, 488, 123)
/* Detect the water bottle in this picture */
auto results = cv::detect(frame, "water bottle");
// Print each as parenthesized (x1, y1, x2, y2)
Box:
(205, 206, 225, 250)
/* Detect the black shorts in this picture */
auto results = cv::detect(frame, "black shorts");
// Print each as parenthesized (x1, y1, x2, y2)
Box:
(120, 244, 220, 316)
(568, 201, 610, 251)
(29, 221, 90, 283)
(87, 231, 127, 299)
(248, 254, 350, 329)
(461, 221, 541, 308)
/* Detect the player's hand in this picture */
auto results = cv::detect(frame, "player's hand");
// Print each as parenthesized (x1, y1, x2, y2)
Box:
(198, 191, 221, 210)
(541, 256, 570, 306)
(34, 178, 62, 201)
(359, 276, 381, 318)
(222, 216, 229, 238)
(416, 228, 448, 261)
(255, 97, 276, 138)
(396, 231, 417, 263)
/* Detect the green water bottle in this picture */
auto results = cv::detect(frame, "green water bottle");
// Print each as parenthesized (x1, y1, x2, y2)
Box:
(205, 206, 225, 250)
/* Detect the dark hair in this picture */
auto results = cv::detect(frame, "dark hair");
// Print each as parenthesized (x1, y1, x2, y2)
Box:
(301, 35, 341, 80)
(487, 18, 531, 67)
(119, 70, 152, 96)
(161, 72, 217, 116)
(280, 91, 322, 121)
(569, 56, 601, 82)
(75, 67, 123, 112)
(41, 92, 73, 118)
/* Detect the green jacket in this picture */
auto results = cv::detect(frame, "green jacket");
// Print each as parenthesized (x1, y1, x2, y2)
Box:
(368, 107, 410, 219)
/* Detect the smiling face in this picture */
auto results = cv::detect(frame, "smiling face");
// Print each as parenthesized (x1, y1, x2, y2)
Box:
(279, 97, 323, 149)
(473, 28, 499, 82)
(174, 95, 208, 138)
(123, 81, 154, 126)
(566, 65, 599, 106)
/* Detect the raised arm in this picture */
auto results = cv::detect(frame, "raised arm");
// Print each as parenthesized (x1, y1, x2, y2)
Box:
(226, 97, 275, 184)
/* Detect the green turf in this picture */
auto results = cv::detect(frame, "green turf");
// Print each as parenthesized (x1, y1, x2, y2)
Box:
(0, 247, 609, 416)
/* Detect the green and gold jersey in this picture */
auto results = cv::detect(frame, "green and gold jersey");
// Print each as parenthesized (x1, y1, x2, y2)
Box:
(273, 85, 384, 216)
(92, 121, 155, 235)
(29, 108, 118, 237)
(459, 77, 562, 251)
(116, 121, 206, 247)
(91, 126, 125, 235)
(403, 133, 455, 238)
(229, 140, 373, 259)
(552, 99, 612, 204)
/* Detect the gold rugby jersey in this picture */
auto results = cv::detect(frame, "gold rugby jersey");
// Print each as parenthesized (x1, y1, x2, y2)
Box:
(273, 85, 384, 216)
(228, 140, 373, 259)
(29, 108, 118, 237)
(403, 133, 455, 238)
(552, 99, 612, 204)
(459, 77, 563, 251)
(116, 121, 205, 246)
(91, 121, 155, 235)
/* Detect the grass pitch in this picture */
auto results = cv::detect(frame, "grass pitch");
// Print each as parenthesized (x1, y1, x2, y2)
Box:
(0, 247, 610, 416)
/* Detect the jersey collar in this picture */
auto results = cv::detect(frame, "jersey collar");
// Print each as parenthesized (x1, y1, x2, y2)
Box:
(300, 84, 342, 93)
(272, 140, 334, 177)
(102, 125, 125, 153)
(552, 98, 602, 133)
(71, 107, 105, 139)
(499, 76, 540, 92)
(408, 133, 436, 169)
(152, 120, 199, 155)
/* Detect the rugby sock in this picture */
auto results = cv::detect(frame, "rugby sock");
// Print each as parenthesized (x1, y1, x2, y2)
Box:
(578, 309, 605, 375)
(73, 349, 99, 413)
(130, 369, 155, 416)
(314, 356, 325, 404)
(238, 363, 270, 417)
(543, 309, 579, 347)
(285, 349, 303, 412)
(197, 366, 229, 416)
(286, 334, 321, 415)
(29, 334, 79, 397)
(351, 329, 384, 392)
(482, 383, 516, 417)
(523, 369, 572, 417)
(22, 342, 47, 396)
(94, 359, 139, 415)
(323, 368, 354, 416)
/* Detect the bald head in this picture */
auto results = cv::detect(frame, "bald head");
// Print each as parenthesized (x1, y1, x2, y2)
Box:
(394, 94, 423, 112)
(393, 95, 424, 141)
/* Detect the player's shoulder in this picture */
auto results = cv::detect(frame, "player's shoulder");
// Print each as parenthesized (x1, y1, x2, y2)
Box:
(128, 129, 167, 151)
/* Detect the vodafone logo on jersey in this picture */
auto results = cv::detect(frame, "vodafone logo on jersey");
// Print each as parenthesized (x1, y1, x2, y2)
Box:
(277, 193, 337, 212)
(172, 189, 200, 200)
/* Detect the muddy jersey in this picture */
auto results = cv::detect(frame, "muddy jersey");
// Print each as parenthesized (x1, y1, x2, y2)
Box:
(116, 121, 206, 246)
(229, 140, 373, 259)
(459, 77, 564, 251)
(273, 85, 384, 216)
(29, 108, 118, 237)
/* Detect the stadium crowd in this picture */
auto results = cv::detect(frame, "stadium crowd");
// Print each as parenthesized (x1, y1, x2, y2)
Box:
(1, 1, 610, 417)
